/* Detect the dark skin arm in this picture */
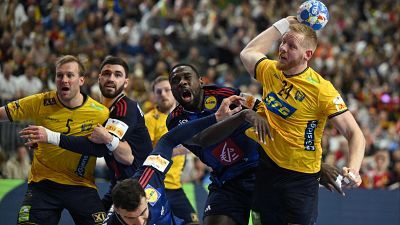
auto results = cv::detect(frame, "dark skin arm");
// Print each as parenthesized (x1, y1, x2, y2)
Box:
(187, 105, 272, 149)
(320, 163, 345, 196)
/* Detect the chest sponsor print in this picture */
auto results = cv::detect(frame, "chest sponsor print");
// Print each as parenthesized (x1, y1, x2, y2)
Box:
(212, 138, 244, 165)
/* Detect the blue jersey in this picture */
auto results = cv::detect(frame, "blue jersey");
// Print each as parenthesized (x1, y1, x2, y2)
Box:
(167, 85, 260, 186)
(104, 114, 218, 225)
(58, 94, 153, 209)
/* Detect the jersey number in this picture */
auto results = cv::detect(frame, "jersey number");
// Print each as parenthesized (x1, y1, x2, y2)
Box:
(63, 119, 73, 134)
(278, 81, 293, 100)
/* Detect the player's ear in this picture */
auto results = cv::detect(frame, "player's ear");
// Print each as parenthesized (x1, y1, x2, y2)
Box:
(199, 77, 203, 86)
(124, 78, 129, 88)
(304, 49, 313, 61)
(79, 76, 85, 86)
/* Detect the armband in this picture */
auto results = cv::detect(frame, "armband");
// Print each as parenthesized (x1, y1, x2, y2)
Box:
(273, 18, 290, 36)
(106, 135, 120, 152)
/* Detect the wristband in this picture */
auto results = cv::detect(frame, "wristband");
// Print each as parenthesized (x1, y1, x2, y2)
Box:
(106, 135, 120, 152)
(273, 18, 290, 35)
(45, 128, 61, 146)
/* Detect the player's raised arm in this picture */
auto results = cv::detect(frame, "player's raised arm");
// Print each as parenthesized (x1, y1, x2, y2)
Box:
(240, 16, 298, 78)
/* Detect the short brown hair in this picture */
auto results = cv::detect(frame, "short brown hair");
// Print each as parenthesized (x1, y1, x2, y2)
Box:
(289, 23, 317, 51)
(55, 55, 86, 77)
(152, 76, 169, 92)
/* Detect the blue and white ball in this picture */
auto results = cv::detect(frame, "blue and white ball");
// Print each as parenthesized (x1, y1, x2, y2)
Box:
(297, 0, 329, 31)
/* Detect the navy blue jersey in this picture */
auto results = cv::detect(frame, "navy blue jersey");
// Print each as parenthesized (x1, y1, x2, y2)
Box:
(105, 94, 153, 184)
(104, 114, 218, 225)
(58, 94, 153, 209)
(167, 85, 260, 185)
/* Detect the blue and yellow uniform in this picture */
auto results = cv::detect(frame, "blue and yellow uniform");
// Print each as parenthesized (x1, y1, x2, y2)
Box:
(54, 94, 153, 211)
(250, 58, 348, 224)
(5, 91, 109, 224)
(104, 114, 219, 225)
(145, 107, 198, 223)
(167, 85, 261, 225)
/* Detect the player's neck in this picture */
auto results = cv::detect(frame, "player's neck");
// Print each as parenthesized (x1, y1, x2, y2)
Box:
(102, 93, 124, 108)
(283, 63, 308, 77)
(58, 92, 84, 108)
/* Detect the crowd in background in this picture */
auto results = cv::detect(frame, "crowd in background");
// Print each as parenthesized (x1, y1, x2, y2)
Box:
(0, 0, 398, 189)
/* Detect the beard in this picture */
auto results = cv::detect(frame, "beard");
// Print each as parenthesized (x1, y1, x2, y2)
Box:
(100, 83, 125, 98)
(276, 57, 303, 72)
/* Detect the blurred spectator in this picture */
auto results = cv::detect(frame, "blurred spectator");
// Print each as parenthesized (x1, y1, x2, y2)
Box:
(0, 61, 20, 100)
(2, 145, 31, 179)
(17, 64, 44, 97)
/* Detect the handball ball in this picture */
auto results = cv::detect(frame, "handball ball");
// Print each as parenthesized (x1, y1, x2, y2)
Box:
(297, 0, 329, 31)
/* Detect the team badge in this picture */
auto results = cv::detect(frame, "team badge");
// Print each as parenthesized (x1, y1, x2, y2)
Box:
(204, 96, 217, 110)
(333, 96, 346, 112)
(143, 154, 170, 173)
(105, 118, 129, 139)
(145, 184, 161, 206)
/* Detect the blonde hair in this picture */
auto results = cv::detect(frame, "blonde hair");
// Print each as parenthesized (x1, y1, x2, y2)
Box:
(289, 23, 318, 51)
(55, 55, 86, 77)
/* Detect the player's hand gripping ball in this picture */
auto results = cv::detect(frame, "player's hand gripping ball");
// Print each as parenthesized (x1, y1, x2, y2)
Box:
(297, 0, 329, 31)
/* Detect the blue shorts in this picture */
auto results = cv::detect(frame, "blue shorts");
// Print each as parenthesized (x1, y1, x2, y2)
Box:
(253, 152, 320, 225)
(17, 180, 106, 225)
(165, 188, 199, 224)
(204, 169, 256, 225)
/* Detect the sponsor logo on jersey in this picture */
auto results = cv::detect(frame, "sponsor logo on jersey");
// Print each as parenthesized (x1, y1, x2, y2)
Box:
(90, 102, 104, 111)
(18, 205, 31, 223)
(306, 76, 319, 84)
(145, 184, 161, 206)
(143, 154, 170, 173)
(92, 212, 106, 223)
(81, 120, 93, 132)
(264, 92, 296, 119)
(333, 96, 346, 112)
(204, 96, 217, 110)
(44, 97, 56, 106)
(304, 120, 318, 151)
(105, 118, 129, 139)
(75, 155, 90, 177)
(212, 138, 243, 165)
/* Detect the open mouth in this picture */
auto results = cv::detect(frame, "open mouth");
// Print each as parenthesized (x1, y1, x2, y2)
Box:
(61, 87, 70, 92)
(181, 89, 192, 102)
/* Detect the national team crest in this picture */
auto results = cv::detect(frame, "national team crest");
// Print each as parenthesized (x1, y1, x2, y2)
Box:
(212, 138, 244, 165)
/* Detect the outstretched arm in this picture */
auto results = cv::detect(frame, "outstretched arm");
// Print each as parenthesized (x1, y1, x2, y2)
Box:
(240, 16, 297, 77)
(20, 124, 134, 165)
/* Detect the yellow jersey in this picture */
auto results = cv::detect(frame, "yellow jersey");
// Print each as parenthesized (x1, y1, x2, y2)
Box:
(6, 91, 109, 188)
(246, 58, 348, 173)
(145, 107, 185, 189)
